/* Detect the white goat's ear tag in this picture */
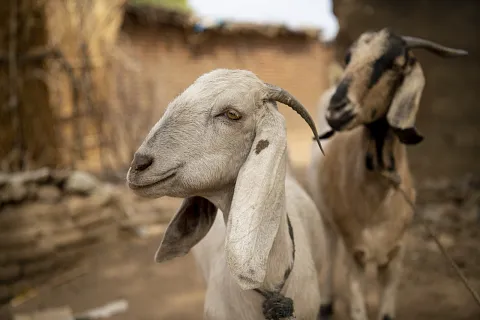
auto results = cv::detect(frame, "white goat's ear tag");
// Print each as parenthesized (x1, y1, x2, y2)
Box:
(387, 60, 425, 145)
(225, 105, 287, 290)
(155, 196, 217, 263)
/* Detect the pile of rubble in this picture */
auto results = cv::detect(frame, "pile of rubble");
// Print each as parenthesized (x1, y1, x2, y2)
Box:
(0, 168, 180, 306)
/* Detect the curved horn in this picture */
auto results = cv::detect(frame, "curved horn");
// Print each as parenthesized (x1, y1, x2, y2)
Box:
(265, 83, 324, 155)
(402, 36, 468, 57)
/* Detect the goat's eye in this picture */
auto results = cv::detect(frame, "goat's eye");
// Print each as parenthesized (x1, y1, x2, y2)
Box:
(225, 109, 241, 120)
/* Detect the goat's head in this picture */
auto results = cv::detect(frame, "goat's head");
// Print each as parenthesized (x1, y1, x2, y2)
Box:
(126, 69, 322, 290)
(325, 28, 467, 144)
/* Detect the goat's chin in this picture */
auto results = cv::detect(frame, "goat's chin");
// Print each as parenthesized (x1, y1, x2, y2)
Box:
(129, 186, 169, 199)
(330, 119, 359, 132)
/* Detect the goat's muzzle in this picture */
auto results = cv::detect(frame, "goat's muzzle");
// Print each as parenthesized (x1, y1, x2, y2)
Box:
(325, 102, 356, 131)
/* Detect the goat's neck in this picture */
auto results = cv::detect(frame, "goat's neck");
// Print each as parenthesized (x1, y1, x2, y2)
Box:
(204, 185, 294, 292)
(363, 118, 406, 181)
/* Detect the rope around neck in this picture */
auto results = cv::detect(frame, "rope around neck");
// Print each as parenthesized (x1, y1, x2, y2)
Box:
(254, 214, 296, 320)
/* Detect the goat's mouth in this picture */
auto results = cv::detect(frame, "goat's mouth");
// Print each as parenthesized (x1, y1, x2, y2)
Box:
(325, 109, 356, 131)
(127, 167, 178, 191)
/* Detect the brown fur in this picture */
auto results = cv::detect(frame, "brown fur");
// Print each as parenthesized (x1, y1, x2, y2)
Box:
(318, 128, 415, 255)
(309, 29, 420, 320)
(310, 101, 416, 320)
(310, 28, 467, 320)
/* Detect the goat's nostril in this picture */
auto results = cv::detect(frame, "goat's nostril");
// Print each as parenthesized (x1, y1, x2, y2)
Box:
(131, 153, 153, 171)
(330, 100, 348, 112)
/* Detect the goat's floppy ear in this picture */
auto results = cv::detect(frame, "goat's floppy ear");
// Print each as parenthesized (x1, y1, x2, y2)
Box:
(225, 102, 287, 290)
(387, 58, 426, 145)
(155, 196, 217, 263)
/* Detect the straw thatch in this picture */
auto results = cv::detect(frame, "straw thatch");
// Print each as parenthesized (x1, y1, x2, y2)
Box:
(0, 0, 58, 171)
(124, 3, 323, 40)
(0, 0, 126, 172)
(44, 0, 126, 172)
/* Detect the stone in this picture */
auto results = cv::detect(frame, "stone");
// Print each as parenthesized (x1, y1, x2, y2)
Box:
(22, 258, 57, 276)
(65, 189, 112, 218)
(0, 265, 20, 282)
(14, 168, 51, 185)
(13, 307, 74, 320)
(14, 202, 65, 221)
(36, 186, 61, 203)
(0, 173, 9, 188)
(134, 224, 167, 238)
(75, 208, 114, 230)
(37, 221, 76, 238)
(85, 223, 118, 242)
(120, 211, 162, 228)
(64, 196, 96, 217)
(75, 299, 128, 319)
(63, 171, 100, 195)
(49, 229, 86, 250)
(49, 169, 71, 187)
(1, 180, 28, 204)
(0, 228, 40, 248)
(3, 242, 54, 264)
(0, 208, 29, 231)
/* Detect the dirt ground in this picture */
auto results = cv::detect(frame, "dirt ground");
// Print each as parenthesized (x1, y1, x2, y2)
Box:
(11, 174, 480, 320)
(9, 122, 480, 320)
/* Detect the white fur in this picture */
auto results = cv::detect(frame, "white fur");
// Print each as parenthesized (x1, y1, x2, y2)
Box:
(127, 69, 330, 320)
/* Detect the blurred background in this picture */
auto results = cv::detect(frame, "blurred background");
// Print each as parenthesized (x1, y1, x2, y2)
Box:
(0, 0, 478, 319)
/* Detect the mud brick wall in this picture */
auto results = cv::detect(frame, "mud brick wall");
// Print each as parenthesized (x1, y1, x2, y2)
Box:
(110, 19, 332, 170)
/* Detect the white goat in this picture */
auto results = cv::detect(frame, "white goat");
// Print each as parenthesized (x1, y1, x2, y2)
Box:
(127, 69, 331, 320)
(307, 29, 467, 320)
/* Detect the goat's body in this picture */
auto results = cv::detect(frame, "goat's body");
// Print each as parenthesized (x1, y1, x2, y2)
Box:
(193, 172, 329, 320)
(311, 125, 414, 252)
(307, 90, 415, 320)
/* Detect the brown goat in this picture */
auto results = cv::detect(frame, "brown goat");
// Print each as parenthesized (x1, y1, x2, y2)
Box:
(307, 28, 467, 320)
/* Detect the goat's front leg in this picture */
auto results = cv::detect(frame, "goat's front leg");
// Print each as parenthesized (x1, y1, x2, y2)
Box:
(348, 264, 369, 320)
(377, 245, 405, 320)
(317, 223, 337, 320)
